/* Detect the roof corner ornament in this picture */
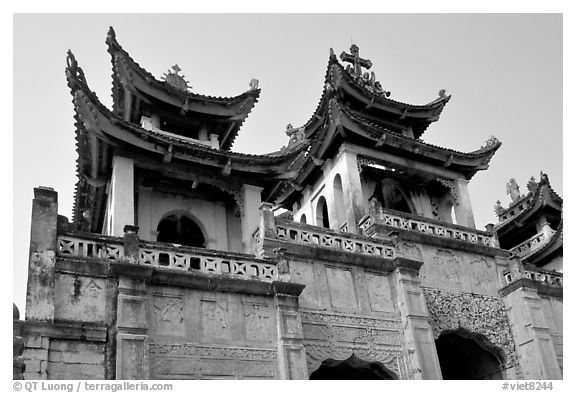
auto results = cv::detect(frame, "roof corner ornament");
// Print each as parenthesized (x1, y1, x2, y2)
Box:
(483, 135, 500, 149)
(438, 89, 447, 98)
(107, 26, 116, 41)
(163, 64, 191, 92)
(249, 78, 259, 90)
(66, 50, 87, 85)
(285, 123, 305, 147)
(340, 44, 390, 97)
(540, 171, 549, 184)
(494, 200, 505, 216)
(506, 178, 522, 205)
(526, 176, 538, 194)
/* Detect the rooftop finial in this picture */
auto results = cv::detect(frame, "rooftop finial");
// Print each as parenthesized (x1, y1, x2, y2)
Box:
(249, 78, 259, 90)
(163, 64, 191, 92)
(340, 44, 390, 97)
(506, 178, 522, 204)
(340, 44, 372, 78)
(526, 176, 538, 194)
(108, 26, 116, 40)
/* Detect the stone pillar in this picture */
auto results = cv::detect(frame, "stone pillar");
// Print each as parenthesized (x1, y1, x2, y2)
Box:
(241, 184, 263, 253)
(108, 156, 135, 237)
(123, 225, 140, 264)
(453, 178, 476, 228)
(273, 286, 308, 379)
(392, 266, 442, 380)
(501, 261, 562, 379)
(26, 187, 58, 322)
(115, 277, 149, 379)
(338, 149, 364, 234)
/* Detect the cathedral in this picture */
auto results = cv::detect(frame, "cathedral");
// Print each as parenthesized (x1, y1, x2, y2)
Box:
(14, 27, 562, 380)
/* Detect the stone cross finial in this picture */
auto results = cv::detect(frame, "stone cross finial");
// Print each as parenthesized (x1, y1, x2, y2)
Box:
(340, 44, 372, 78)
(172, 64, 181, 74)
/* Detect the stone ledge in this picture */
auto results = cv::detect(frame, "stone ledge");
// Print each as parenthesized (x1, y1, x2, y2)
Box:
(14, 320, 107, 342)
(499, 278, 563, 298)
(367, 223, 509, 257)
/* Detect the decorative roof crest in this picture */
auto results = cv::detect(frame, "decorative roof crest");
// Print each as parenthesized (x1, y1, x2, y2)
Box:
(285, 123, 305, 147)
(494, 200, 505, 216)
(162, 64, 191, 92)
(506, 178, 524, 205)
(340, 44, 390, 97)
(482, 135, 500, 149)
(249, 78, 259, 90)
(526, 176, 538, 194)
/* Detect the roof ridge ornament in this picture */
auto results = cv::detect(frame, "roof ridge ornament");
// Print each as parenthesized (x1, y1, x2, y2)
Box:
(66, 50, 87, 86)
(162, 64, 191, 92)
(340, 44, 390, 97)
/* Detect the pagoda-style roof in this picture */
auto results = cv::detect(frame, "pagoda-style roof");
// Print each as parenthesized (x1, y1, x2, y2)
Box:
(65, 51, 306, 231)
(271, 95, 500, 207)
(105, 27, 260, 150)
(495, 173, 563, 234)
(522, 217, 563, 267)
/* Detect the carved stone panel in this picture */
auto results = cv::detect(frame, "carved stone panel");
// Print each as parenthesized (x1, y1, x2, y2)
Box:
(149, 343, 278, 379)
(422, 288, 520, 377)
(118, 294, 147, 329)
(468, 256, 498, 294)
(55, 275, 106, 323)
(152, 295, 184, 336)
(290, 261, 317, 308)
(325, 266, 358, 310)
(429, 250, 463, 290)
(116, 334, 148, 380)
(243, 303, 271, 342)
(366, 272, 394, 313)
(201, 300, 230, 340)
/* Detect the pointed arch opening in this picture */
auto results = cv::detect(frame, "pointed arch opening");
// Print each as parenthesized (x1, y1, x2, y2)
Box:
(309, 354, 398, 380)
(300, 214, 307, 224)
(316, 196, 330, 228)
(435, 329, 505, 380)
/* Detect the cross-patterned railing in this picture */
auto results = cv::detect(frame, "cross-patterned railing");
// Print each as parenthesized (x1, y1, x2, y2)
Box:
(509, 228, 556, 259)
(57, 233, 278, 282)
(504, 268, 563, 287)
(274, 222, 395, 259)
(57, 235, 125, 261)
(360, 208, 497, 247)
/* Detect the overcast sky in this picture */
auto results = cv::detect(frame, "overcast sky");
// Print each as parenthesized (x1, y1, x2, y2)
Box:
(12, 14, 563, 313)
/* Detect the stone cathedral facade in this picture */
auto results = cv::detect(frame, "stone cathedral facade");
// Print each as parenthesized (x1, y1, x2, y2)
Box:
(14, 28, 563, 380)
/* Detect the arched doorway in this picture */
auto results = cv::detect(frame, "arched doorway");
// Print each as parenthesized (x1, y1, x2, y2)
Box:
(435, 330, 505, 380)
(156, 213, 206, 248)
(310, 354, 398, 380)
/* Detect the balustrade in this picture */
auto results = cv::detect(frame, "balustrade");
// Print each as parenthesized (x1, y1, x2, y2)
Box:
(361, 209, 496, 247)
(57, 234, 277, 282)
(504, 268, 563, 287)
(509, 228, 555, 258)
(274, 223, 395, 259)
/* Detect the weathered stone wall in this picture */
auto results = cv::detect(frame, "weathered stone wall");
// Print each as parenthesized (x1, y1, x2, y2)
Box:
(146, 285, 280, 379)
(46, 340, 106, 379)
(287, 257, 406, 378)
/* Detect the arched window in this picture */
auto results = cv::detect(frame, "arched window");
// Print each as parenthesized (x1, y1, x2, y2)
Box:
(379, 179, 413, 214)
(316, 196, 330, 228)
(156, 213, 205, 248)
(333, 174, 346, 229)
(300, 214, 307, 224)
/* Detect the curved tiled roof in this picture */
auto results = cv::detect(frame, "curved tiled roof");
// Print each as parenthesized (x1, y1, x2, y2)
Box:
(106, 27, 261, 150)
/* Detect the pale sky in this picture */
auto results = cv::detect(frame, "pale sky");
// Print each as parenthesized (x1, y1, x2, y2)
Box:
(12, 14, 563, 314)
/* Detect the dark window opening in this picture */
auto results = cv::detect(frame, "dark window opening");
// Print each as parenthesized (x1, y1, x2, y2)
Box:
(310, 354, 397, 380)
(157, 214, 205, 248)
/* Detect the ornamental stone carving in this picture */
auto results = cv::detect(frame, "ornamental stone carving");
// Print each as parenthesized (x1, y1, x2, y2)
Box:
(422, 288, 520, 377)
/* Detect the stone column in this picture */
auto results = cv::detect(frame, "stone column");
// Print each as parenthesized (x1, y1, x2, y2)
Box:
(241, 184, 263, 253)
(26, 187, 58, 322)
(273, 285, 308, 379)
(338, 149, 364, 234)
(115, 276, 149, 380)
(453, 178, 476, 228)
(392, 266, 442, 380)
(108, 156, 135, 237)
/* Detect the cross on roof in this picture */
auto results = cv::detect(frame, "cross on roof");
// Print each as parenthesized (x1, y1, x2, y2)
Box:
(340, 44, 372, 78)
(172, 64, 181, 74)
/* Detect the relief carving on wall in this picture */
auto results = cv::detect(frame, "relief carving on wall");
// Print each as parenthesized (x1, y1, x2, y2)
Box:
(201, 300, 229, 339)
(397, 241, 423, 261)
(468, 256, 497, 291)
(149, 343, 278, 379)
(431, 250, 462, 288)
(244, 303, 271, 342)
(301, 311, 406, 378)
(365, 273, 394, 313)
(422, 288, 520, 377)
(153, 295, 184, 336)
